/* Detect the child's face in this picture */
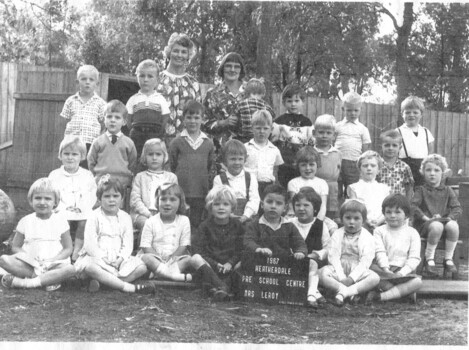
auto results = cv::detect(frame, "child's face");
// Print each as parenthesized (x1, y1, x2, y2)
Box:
(105, 112, 125, 134)
(77, 71, 98, 96)
(314, 127, 334, 148)
(100, 188, 122, 215)
(211, 199, 232, 222)
(384, 206, 407, 229)
(145, 144, 165, 171)
(342, 210, 363, 234)
(137, 68, 158, 93)
(343, 102, 361, 121)
(252, 123, 272, 144)
(423, 162, 443, 187)
(250, 93, 264, 100)
(60, 145, 81, 173)
(262, 193, 286, 223)
(403, 108, 422, 128)
(158, 192, 180, 219)
(223, 61, 242, 83)
(283, 95, 304, 114)
(360, 157, 379, 182)
(381, 137, 401, 161)
(298, 160, 317, 180)
(170, 44, 189, 67)
(225, 154, 245, 176)
(184, 110, 203, 134)
(31, 191, 55, 219)
(294, 198, 315, 224)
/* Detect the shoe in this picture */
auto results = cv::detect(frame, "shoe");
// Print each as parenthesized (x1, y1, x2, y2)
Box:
(306, 295, 318, 309)
(409, 292, 417, 304)
(365, 291, 380, 305)
(211, 287, 230, 301)
(443, 260, 458, 274)
(1, 274, 14, 288)
(45, 284, 61, 292)
(317, 296, 327, 305)
(423, 259, 438, 277)
(330, 293, 344, 307)
(88, 279, 100, 293)
(349, 294, 361, 305)
(135, 282, 156, 295)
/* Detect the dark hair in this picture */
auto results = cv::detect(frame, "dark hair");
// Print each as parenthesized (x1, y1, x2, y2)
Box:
(183, 100, 204, 118)
(217, 52, 245, 80)
(262, 184, 288, 202)
(281, 84, 305, 101)
(339, 199, 367, 222)
(291, 187, 322, 216)
(96, 175, 125, 199)
(381, 194, 411, 217)
(244, 78, 266, 96)
(106, 100, 128, 121)
(221, 139, 247, 162)
(295, 146, 322, 170)
(380, 129, 402, 143)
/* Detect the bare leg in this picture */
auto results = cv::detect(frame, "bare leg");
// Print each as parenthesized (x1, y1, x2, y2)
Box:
(39, 265, 76, 286)
(380, 277, 422, 301)
(307, 260, 320, 297)
(425, 221, 444, 261)
(121, 264, 147, 283)
(0, 255, 35, 278)
(444, 221, 460, 261)
(141, 254, 162, 274)
(318, 266, 345, 294)
(84, 263, 134, 292)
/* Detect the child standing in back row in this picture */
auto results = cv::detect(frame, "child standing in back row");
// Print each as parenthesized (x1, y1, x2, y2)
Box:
(126, 59, 170, 158)
(335, 92, 371, 198)
(61, 65, 106, 168)
(169, 100, 215, 228)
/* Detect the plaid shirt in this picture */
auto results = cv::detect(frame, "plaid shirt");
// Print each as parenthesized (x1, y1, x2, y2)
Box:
(376, 159, 414, 195)
(236, 97, 275, 142)
(61, 93, 106, 144)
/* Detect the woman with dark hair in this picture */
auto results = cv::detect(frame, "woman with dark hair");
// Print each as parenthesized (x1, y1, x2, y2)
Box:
(203, 52, 246, 153)
(157, 33, 201, 143)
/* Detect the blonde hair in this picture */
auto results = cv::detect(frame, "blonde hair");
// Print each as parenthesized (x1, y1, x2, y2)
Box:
(205, 185, 237, 212)
(58, 135, 87, 161)
(163, 33, 196, 62)
(314, 114, 336, 130)
(27, 178, 60, 209)
(136, 59, 160, 75)
(251, 109, 272, 127)
(401, 96, 425, 113)
(140, 138, 168, 166)
(76, 65, 99, 80)
(420, 154, 448, 174)
(342, 91, 363, 105)
(357, 150, 384, 170)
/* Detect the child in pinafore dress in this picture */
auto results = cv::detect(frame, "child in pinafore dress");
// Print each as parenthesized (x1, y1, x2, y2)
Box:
(130, 138, 178, 232)
(319, 200, 379, 306)
(313, 114, 342, 219)
(49, 135, 97, 261)
(367, 194, 422, 303)
(74, 176, 154, 294)
(139, 183, 231, 300)
(0, 178, 76, 290)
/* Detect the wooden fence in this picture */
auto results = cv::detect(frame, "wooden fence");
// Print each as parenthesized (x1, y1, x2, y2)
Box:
(0, 62, 468, 189)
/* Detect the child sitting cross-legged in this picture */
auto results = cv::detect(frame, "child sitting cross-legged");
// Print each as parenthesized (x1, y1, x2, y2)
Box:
(411, 154, 462, 277)
(74, 175, 154, 294)
(0, 178, 76, 290)
(367, 194, 422, 303)
(213, 139, 260, 224)
(139, 183, 231, 301)
(289, 187, 330, 308)
(319, 200, 379, 307)
(192, 185, 245, 296)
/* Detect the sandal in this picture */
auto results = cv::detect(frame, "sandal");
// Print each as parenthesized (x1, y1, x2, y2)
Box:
(1, 274, 14, 288)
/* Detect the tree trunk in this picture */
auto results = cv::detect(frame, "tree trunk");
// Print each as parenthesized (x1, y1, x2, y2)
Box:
(256, 2, 274, 103)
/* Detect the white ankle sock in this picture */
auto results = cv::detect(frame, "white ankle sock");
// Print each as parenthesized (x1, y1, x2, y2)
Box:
(122, 282, 135, 293)
(445, 240, 458, 261)
(425, 243, 438, 261)
(12, 276, 41, 288)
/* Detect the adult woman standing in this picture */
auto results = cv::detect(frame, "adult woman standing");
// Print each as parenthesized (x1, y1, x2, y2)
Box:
(203, 52, 246, 153)
(157, 33, 201, 143)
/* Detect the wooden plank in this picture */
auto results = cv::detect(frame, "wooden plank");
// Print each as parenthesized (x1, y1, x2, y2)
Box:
(147, 280, 197, 289)
(451, 113, 461, 173)
(436, 109, 445, 156)
(444, 111, 454, 165)
(13, 93, 70, 101)
(0, 140, 13, 150)
(461, 113, 469, 175)
(418, 280, 468, 296)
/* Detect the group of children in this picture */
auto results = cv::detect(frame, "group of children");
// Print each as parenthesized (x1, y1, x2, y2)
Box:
(0, 62, 462, 308)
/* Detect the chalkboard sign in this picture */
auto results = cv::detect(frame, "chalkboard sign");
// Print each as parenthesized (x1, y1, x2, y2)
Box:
(240, 253, 309, 306)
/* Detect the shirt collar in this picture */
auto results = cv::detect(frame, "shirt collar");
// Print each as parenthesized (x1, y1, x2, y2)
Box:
(106, 131, 123, 138)
(247, 139, 273, 149)
(423, 183, 446, 191)
(73, 92, 99, 103)
(136, 90, 161, 97)
(314, 145, 339, 154)
(259, 215, 285, 231)
(181, 129, 208, 139)
(226, 169, 245, 179)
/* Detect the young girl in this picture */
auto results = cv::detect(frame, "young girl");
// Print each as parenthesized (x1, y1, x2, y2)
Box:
(0, 178, 75, 290)
(368, 194, 422, 303)
(347, 151, 391, 231)
(130, 138, 178, 232)
(74, 175, 153, 294)
(411, 154, 462, 277)
(49, 136, 97, 261)
(287, 146, 328, 220)
(139, 183, 230, 300)
(193, 186, 245, 295)
(319, 200, 379, 306)
(290, 187, 330, 308)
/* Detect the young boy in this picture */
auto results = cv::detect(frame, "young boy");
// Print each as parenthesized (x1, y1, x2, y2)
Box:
(397, 96, 435, 187)
(243, 184, 307, 260)
(376, 129, 414, 200)
(314, 114, 342, 219)
(335, 92, 371, 198)
(235, 78, 276, 143)
(244, 110, 284, 197)
(61, 65, 107, 168)
(87, 100, 137, 191)
(212, 139, 260, 224)
(169, 100, 215, 228)
(274, 84, 314, 188)
(126, 59, 170, 157)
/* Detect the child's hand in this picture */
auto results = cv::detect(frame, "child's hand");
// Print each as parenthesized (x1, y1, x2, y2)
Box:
(341, 277, 354, 287)
(432, 214, 442, 219)
(227, 115, 238, 127)
(218, 262, 233, 274)
(293, 252, 305, 260)
(308, 252, 320, 261)
(239, 215, 248, 224)
(256, 247, 273, 256)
